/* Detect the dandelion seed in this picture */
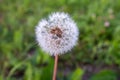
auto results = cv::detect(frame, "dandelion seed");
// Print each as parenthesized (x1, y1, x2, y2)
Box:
(104, 21, 110, 27)
(35, 12, 79, 80)
(35, 12, 79, 56)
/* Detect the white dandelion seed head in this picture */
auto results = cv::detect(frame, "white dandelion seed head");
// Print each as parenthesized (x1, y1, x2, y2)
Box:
(35, 12, 79, 56)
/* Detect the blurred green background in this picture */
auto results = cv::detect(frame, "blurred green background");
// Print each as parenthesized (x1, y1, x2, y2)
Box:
(0, 0, 120, 80)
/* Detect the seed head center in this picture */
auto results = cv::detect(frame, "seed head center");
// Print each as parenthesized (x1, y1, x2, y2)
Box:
(50, 27, 62, 38)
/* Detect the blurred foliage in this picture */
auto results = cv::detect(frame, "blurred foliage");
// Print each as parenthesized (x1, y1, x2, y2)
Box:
(0, 0, 120, 80)
(90, 70, 117, 80)
(70, 68, 84, 80)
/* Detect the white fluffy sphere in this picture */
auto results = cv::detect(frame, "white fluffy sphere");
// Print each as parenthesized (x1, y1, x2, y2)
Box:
(35, 12, 79, 56)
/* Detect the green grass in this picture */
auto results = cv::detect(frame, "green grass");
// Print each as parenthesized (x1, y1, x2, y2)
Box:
(0, 0, 120, 80)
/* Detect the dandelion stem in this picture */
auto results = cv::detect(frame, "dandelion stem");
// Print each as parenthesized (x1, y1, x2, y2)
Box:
(53, 55, 58, 80)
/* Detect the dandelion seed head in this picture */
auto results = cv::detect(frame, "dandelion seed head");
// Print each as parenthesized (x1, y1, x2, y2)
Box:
(35, 12, 79, 56)
(104, 21, 110, 27)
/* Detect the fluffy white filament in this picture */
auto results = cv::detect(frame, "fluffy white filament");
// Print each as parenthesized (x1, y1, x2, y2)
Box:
(35, 12, 79, 56)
